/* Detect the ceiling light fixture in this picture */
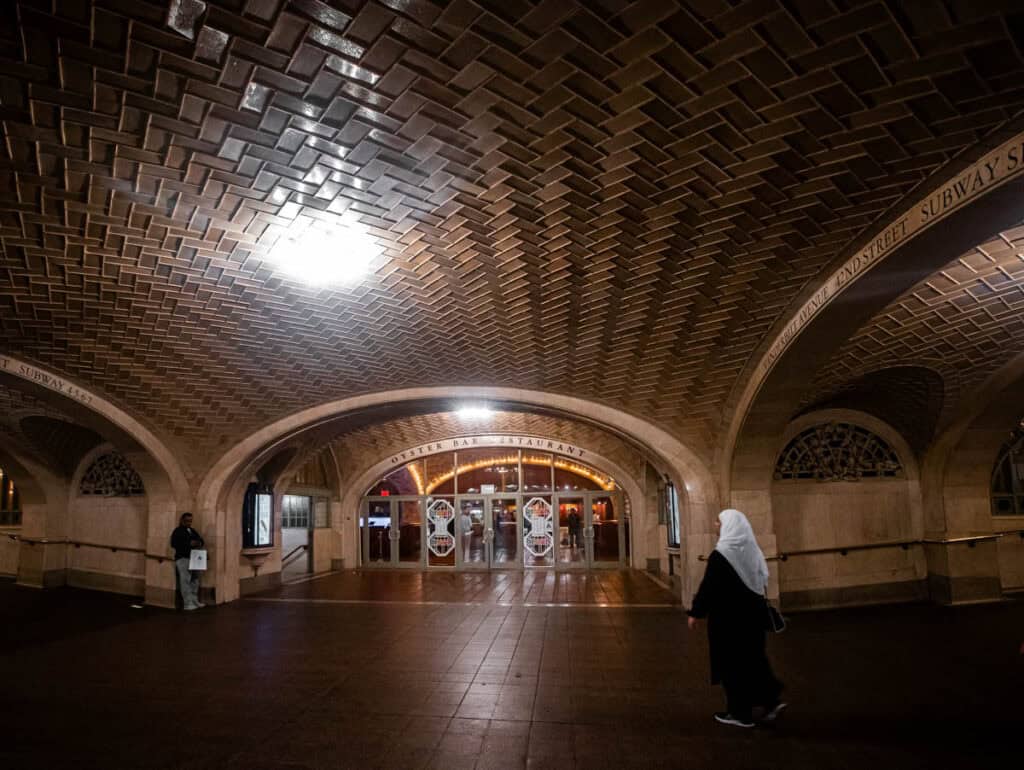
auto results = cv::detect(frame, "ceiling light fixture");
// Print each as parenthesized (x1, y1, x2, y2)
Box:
(455, 404, 493, 419)
(265, 215, 381, 286)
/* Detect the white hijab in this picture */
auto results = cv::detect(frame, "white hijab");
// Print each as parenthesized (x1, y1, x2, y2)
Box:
(714, 509, 769, 594)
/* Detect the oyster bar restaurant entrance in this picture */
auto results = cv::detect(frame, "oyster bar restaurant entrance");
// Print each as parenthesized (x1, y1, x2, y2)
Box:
(359, 446, 629, 570)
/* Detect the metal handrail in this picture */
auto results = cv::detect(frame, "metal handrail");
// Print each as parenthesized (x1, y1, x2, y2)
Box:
(2, 532, 175, 563)
(774, 539, 915, 561)
(698, 530, 1024, 562)
(281, 544, 308, 567)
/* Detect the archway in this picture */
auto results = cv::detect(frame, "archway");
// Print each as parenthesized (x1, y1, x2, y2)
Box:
(345, 435, 643, 573)
(197, 389, 717, 603)
(726, 129, 1024, 574)
(919, 352, 1024, 601)
(770, 409, 926, 609)
(0, 443, 65, 588)
(0, 358, 190, 606)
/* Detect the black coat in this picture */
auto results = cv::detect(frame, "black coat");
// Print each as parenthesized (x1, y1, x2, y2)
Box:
(687, 550, 767, 684)
(170, 526, 203, 560)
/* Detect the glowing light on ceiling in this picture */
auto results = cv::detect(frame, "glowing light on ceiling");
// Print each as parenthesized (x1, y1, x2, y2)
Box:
(265, 215, 381, 286)
(455, 404, 493, 419)
(421, 455, 616, 494)
(406, 461, 425, 495)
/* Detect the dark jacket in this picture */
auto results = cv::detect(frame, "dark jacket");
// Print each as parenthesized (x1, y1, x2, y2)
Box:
(171, 525, 203, 560)
(687, 550, 767, 684)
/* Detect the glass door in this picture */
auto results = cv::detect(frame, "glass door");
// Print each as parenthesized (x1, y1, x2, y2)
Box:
(555, 495, 586, 568)
(489, 497, 518, 569)
(361, 498, 393, 566)
(397, 499, 423, 566)
(456, 497, 487, 569)
(426, 497, 456, 567)
(590, 492, 623, 568)
(522, 495, 554, 567)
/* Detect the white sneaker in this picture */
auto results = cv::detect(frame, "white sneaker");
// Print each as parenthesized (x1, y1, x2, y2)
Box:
(762, 702, 788, 722)
(184, 604, 199, 611)
(714, 712, 755, 728)
(196, 602, 207, 608)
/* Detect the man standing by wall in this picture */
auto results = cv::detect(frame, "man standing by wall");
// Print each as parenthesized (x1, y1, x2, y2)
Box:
(171, 512, 205, 611)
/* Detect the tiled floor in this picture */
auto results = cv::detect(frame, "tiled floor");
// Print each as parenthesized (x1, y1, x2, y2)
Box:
(268, 568, 679, 606)
(2, 575, 1021, 770)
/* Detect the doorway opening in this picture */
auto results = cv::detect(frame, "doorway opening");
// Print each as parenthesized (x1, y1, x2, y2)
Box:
(358, 447, 629, 570)
(281, 494, 312, 579)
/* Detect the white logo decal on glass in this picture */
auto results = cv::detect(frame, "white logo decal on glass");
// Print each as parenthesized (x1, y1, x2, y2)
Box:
(427, 499, 456, 557)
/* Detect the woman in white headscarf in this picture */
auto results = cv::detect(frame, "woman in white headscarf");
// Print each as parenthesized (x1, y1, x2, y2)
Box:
(687, 509, 785, 728)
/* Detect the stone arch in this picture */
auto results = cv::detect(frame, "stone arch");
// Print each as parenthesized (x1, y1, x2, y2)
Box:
(60, 443, 152, 597)
(726, 130, 1024, 537)
(1, 370, 188, 606)
(276, 445, 346, 577)
(73, 445, 147, 497)
(0, 356, 190, 506)
(0, 441, 69, 588)
(0, 443, 54, 509)
(770, 409, 927, 609)
(198, 387, 715, 510)
(18, 416, 104, 477)
(775, 410, 920, 482)
(1, 360, 190, 606)
(797, 366, 946, 458)
(919, 351, 1024, 600)
(198, 387, 716, 603)
(338, 435, 647, 570)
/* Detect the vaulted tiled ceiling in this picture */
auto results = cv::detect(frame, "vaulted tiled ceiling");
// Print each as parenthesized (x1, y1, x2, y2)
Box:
(327, 408, 646, 485)
(0, 383, 104, 475)
(4, 0, 1024, 468)
(804, 224, 1024, 439)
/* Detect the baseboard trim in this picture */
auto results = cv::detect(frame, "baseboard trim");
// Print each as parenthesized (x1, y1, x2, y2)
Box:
(240, 571, 282, 596)
(781, 579, 928, 611)
(927, 574, 1003, 605)
(67, 569, 144, 597)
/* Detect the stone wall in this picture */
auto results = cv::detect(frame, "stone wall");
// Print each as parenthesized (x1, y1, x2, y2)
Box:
(996, 529, 1024, 591)
(0, 532, 18, 576)
(769, 411, 927, 609)
(66, 494, 148, 595)
(773, 478, 927, 609)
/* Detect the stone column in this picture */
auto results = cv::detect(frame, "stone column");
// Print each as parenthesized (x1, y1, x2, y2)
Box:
(13, 457, 70, 590)
(922, 428, 1005, 604)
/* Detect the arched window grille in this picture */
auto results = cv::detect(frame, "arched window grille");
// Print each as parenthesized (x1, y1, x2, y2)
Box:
(991, 426, 1024, 516)
(774, 422, 903, 481)
(0, 466, 21, 526)
(79, 452, 145, 496)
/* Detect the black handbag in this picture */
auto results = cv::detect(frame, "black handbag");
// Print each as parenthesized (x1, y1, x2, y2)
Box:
(764, 596, 786, 633)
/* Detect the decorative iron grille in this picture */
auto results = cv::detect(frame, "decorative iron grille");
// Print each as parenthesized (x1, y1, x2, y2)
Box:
(79, 452, 145, 496)
(774, 423, 903, 481)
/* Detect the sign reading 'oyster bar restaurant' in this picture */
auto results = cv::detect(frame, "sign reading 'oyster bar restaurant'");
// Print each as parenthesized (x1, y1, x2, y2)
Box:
(758, 131, 1024, 380)
(389, 435, 588, 465)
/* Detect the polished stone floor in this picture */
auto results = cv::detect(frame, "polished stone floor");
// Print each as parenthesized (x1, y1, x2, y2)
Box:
(270, 568, 680, 606)
(2, 574, 1021, 770)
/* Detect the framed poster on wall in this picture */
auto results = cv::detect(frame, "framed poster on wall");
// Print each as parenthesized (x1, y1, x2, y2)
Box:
(243, 483, 274, 548)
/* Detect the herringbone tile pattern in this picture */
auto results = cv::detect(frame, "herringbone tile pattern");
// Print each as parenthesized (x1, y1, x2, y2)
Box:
(3, 1, 1024, 461)
(325, 409, 646, 486)
(806, 225, 1024, 437)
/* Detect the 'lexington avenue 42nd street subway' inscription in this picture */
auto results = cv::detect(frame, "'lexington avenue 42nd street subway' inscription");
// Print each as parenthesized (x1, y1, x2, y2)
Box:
(758, 130, 1024, 381)
(0, 356, 95, 406)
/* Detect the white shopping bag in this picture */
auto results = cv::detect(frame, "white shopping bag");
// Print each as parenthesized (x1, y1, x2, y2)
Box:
(188, 548, 208, 571)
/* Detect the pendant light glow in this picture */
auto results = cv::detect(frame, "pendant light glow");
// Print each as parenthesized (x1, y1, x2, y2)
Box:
(456, 404, 493, 419)
(266, 216, 381, 286)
